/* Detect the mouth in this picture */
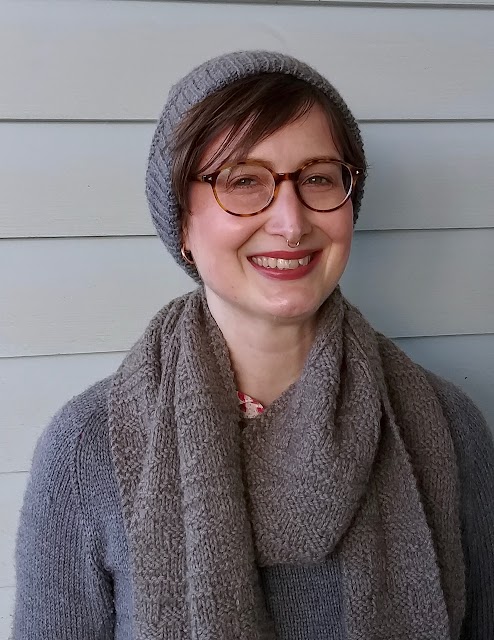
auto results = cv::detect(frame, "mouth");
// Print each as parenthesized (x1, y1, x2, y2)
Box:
(247, 250, 321, 280)
(250, 254, 312, 270)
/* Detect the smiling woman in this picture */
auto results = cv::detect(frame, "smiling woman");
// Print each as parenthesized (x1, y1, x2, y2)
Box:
(12, 51, 494, 640)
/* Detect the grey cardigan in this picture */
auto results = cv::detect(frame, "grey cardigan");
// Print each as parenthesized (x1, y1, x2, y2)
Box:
(13, 371, 494, 640)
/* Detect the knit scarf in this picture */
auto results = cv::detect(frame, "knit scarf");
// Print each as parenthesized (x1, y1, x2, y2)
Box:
(108, 286, 465, 640)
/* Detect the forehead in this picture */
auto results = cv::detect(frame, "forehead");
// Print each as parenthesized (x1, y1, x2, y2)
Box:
(201, 103, 340, 172)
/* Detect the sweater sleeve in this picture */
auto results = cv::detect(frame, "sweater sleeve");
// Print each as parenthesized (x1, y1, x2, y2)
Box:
(426, 373, 494, 640)
(12, 400, 116, 639)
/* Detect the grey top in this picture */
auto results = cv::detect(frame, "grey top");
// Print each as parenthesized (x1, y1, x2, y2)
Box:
(13, 371, 494, 640)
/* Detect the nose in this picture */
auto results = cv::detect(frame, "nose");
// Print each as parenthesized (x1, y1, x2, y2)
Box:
(263, 180, 312, 243)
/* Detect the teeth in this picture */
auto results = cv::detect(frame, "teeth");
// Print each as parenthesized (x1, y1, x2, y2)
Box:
(251, 255, 312, 270)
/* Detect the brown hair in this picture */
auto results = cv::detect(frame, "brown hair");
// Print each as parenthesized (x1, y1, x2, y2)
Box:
(171, 73, 366, 218)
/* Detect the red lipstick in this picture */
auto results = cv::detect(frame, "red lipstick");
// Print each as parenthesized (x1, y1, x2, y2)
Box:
(248, 251, 321, 281)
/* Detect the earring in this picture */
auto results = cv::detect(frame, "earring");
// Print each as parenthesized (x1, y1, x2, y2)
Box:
(180, 244, 195, 265)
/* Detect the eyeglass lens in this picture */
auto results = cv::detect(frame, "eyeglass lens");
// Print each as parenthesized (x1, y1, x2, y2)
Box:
(215, 161, 353, 215)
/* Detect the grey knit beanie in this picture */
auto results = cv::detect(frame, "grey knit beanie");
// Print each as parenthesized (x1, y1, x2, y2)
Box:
(145, 50, 366, 282)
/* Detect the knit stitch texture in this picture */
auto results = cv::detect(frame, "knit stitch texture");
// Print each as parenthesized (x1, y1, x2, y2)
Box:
(106, 287, 464, 640)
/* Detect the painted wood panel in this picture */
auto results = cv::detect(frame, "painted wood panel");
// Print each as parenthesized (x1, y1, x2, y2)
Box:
(361, 123, 494, 231)
(396, 335, 494, 429)
(0, 352, 125, 473)
(0, 473, 27, 589)
(343, 229, 494, 337)
(0, 427, 43, 478)
(0, 353, 124, 432)
(0, 237, 188, 359)
(2, 121, 493, 239)
(0, 123, 155, 239)
(194, 0, 494, 5)
(2, 2, 494, 120)
(0, 230, 493, 358)
(0, 586, 14, 640)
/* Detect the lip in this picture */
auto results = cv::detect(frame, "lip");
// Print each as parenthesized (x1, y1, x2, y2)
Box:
(248, 250, 322, 281)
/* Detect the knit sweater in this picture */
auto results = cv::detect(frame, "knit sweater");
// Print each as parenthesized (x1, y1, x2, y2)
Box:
(13, 371, 494, 640)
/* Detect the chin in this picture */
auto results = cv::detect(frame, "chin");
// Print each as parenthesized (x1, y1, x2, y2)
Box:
(260, 290, 325, 322)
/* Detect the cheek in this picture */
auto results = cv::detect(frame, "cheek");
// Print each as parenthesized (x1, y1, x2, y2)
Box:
(187, 181, 207, 212)
(320, 204, 354, 246)
(185, 185, 224, 252)
(186, 184, 263, 254)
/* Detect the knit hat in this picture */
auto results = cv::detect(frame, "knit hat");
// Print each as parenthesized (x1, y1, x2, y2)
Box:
(145, 50, 366, 282)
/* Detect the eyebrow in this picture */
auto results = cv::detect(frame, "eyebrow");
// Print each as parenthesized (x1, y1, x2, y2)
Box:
(241, 155, 343, 169)
(226, 155, 344, 173)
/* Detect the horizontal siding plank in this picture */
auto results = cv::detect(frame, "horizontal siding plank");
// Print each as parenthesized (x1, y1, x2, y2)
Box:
(0, 587, 14, 640)
(0, 231, 493, 358)
(0, 352, 125, 472)
(1, 2, 494, 120)
(0, 427, 43, 477)
(1, 121, 494, 238)
(1, 335, 492, 474)
(0, 236, 193, 358)
(343, 229, 494, 337)
(0, 123, 155, 238)
(396, 335, 494, 430)
(361, 123, 494, 230)
(0, 353, 124, 431)
(187, 0, 494, 5)
(0, 473, 27, 589)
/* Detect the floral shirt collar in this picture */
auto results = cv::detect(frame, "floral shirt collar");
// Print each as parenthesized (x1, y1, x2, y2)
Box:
(237, 391, 265, 418)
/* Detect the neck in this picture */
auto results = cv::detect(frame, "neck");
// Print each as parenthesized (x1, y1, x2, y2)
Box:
(206, 293, 317, 407)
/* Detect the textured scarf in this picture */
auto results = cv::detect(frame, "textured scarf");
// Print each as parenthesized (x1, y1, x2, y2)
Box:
(108, 286, 465, 640)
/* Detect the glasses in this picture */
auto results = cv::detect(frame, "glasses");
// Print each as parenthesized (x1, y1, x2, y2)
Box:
(193, 158, 362, 217)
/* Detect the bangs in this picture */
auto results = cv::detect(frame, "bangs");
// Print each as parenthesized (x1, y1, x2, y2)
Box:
(196, 95, 316, 175)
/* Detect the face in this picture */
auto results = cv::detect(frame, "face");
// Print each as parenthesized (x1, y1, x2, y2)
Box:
(184, 103, 354, 325)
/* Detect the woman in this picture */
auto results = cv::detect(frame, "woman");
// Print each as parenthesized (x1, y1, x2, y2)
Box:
(13, 50, 494, 640)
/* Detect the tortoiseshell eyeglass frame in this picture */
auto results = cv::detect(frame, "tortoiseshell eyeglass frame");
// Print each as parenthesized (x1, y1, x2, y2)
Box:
(192, 158, 363, 217)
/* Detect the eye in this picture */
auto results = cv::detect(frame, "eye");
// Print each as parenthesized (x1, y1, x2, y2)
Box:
(231, 176, 259, 188)
(217, 165, 272, 197)
(303, 174, 335, 187)
(225, 174, 268, 192)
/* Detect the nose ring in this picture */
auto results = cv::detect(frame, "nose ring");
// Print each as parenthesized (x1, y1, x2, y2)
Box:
(287, 239, 301, 248)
